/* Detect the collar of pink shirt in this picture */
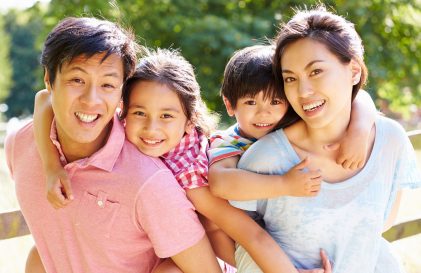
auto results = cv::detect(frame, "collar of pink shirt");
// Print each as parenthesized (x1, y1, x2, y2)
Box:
(49, 114, 125, 172)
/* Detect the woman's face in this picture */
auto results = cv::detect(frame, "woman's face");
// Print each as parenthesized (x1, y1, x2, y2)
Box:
(280, 38, 360, 129)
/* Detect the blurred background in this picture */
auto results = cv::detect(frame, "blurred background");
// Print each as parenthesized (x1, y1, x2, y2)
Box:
(0, 0, 420, 272)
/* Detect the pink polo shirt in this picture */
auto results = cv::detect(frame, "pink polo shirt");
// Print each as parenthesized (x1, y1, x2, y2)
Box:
(5, 115, 205, 273)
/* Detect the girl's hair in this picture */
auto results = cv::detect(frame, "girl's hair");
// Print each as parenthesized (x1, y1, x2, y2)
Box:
(273, 6, 368, 123)
(221, 45, 280, 108)
(120, 48, 217, 137)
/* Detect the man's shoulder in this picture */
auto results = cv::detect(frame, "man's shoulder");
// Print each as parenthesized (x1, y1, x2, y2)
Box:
(5, 120, 34, 152)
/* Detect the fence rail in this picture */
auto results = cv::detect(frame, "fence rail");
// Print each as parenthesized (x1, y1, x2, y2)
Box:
(1, 130, 421, 241)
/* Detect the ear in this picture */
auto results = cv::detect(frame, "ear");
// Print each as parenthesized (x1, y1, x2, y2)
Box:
(350, 59, 362, 86)
(44, 69, 53, 92)
(222, 96, 235, 117)
(185, 120, 195, 135)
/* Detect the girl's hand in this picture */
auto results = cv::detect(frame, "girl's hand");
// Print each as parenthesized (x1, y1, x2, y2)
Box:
(45, 167, 73, 209)
(297, 249, 332, 273)
(282, 157, 322, 197)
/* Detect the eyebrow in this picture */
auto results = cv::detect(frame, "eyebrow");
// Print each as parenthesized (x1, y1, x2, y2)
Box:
(128, 105, 181, 113)
(282, 60, 324, 74)
(68, 66, 121, 78)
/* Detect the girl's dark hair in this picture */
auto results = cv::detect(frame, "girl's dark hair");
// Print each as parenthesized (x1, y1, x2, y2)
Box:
(41, 17, 140, 85)
(221, 45, 280, 108)
(120, 48, 218, 137)
(273, 6, 368, 123)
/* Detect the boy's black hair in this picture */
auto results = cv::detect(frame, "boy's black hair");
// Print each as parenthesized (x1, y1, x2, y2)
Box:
(221, 45, 284, 108)
(41, 17, 140, 85)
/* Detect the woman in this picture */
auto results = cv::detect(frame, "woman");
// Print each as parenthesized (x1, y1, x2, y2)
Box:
(232, 6, 421, 273)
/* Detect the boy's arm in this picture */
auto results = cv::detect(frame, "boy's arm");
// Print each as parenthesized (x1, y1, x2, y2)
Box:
(333, 90, 377, 169)
(208, 156, 321, 200)
(34, 89, 73, 208)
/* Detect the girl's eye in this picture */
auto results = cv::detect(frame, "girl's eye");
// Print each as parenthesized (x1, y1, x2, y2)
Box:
(162, 113, 174, 119)
(283, 77, 295, 83)
(244, 100, 256, 105)
(310, 69, 322, 76)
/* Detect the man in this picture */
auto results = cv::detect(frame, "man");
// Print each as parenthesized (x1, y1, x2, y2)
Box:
(5, 17, 220, 273)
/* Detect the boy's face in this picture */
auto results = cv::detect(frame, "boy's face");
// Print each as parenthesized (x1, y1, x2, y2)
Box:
(224, 91, 288, 139)
(45, 53, 124, 155)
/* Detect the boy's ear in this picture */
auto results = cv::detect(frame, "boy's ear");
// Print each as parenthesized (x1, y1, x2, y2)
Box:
(350, 59, 362, 86)
(222, 96, 235, 117)
(185, 121, 194, 135)
(44, 69, 53, 92)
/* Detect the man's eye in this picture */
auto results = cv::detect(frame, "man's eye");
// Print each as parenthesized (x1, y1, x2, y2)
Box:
(103, 83, 116, 89)
(162, 113, 174, 119)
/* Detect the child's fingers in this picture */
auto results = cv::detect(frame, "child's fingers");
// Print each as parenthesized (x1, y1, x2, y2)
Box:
(293, 157, 310, 170)
(320, 249, 332, 273)
(60, 174, 74, 201)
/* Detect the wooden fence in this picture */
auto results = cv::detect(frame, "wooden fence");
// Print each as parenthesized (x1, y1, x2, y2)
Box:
(1, 130, 421, 241)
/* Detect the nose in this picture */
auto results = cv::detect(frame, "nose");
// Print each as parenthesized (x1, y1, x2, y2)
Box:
(298, 80, 314, 98)
(143, 117, 159, 132)
(256, 103, 272, 116)
(79, 84, 101, 106)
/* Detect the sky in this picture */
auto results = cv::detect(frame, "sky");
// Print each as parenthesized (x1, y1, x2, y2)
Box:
(0, 0, 50, 12)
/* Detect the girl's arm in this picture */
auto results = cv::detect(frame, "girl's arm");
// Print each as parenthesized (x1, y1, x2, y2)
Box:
(34, 89, 73, 208)
(187, 187, 324, 273)
(333, 90, 377, 169)
(208, 156, 322, 200)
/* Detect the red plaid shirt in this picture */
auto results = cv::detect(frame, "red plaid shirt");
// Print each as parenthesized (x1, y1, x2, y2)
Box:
(161, 128, 209, 190)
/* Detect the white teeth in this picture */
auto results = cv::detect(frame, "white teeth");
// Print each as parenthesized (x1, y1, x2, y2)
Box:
(142, 138, 163, 144)
(302, 100, 325, 111)
(75, 112, 98, 123)
(255, 123, 272, 127)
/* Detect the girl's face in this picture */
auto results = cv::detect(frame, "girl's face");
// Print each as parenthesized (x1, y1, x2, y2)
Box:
(280, 38, 360, 129)
(125, 81, 192, 157)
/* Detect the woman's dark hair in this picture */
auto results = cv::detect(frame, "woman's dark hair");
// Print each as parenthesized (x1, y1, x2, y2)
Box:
(273, 6, 368, 123)
(120, 48, 218, 137)
(41, 17, 140, 85)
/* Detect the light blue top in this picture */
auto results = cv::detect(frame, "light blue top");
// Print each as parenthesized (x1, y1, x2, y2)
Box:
(231, 116, 421, 273)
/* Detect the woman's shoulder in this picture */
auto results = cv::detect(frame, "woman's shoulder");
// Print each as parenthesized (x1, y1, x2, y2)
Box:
(376, 115, 407, 142)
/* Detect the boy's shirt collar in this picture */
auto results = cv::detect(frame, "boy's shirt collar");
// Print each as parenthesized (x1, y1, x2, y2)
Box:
(49, 114, 125, 172)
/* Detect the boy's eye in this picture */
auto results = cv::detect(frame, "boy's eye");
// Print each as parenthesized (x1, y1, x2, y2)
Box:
(71, 78, 84, 84)
(310, 69, 322, 76)
(244, 100, 256, 105)
(162, 113, 174, 119)
(271, 99, 283, 105)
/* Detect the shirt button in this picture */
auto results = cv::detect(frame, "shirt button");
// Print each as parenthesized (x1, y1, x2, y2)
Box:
(60, 156, 65, 161)
(97, 200, 104, 208)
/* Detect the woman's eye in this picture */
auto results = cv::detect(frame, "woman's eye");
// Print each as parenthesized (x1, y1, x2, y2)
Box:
(283, 77, 295, 83)
(244, 100, 256, 105)
(310, 69, 322, 76)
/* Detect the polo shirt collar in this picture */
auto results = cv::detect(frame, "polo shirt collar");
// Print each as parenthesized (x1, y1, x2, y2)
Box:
(49, 114, 125, 172)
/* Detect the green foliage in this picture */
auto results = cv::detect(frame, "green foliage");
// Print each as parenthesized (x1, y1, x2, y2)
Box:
(0, 15, 12, 103)
(3, 6, 45, 118)
(3, 0, 421, 122)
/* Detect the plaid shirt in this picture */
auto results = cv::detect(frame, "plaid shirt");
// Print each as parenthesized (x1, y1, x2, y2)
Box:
(161, 128, 209, 190)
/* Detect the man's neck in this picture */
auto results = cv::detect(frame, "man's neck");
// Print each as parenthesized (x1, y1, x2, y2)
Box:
(58, 122, 112, 163)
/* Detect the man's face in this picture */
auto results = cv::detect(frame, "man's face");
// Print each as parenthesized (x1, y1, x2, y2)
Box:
(45, 53, 124, 155)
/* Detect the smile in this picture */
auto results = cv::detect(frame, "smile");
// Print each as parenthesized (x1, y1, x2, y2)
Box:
(302, 100, 326, 112)
(75, 112, 99, 123)
(253, 123, 273, 128)
(141, 138, 164, 145)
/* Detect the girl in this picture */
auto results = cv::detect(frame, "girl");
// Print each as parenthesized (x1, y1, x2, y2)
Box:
(231, 6, 421, 273)
(33, 49, 328, 273)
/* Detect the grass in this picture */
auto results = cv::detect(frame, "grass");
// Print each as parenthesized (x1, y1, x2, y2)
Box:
(1, 149, 420, 273)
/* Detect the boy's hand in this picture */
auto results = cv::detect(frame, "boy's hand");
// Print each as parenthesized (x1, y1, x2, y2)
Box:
(326, 129, 369, 170)
(297, 249, 332, 273)
(45, 168, 74, 209)
(282, 157, 322, 197)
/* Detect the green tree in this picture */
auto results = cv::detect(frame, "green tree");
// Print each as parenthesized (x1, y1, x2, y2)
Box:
(3, 6, 45, 118)
(0, 14, 12, 104)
